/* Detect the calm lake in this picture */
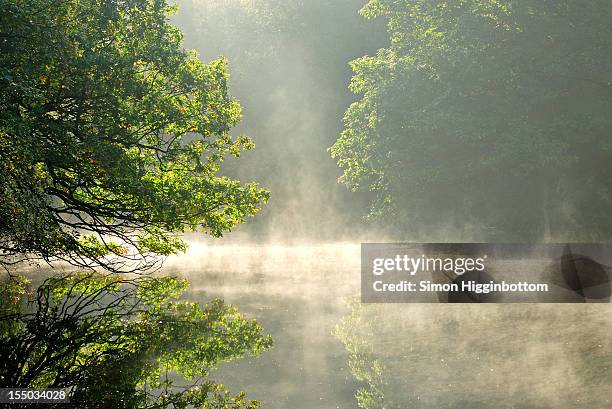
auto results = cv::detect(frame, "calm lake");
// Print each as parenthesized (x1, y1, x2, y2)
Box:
(165, 241, 612, 409)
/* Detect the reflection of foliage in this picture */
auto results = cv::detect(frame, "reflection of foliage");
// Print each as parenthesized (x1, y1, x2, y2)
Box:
(0, 0, 268, 273)
(336, 302, 612, 409)
(0, 273, 272, 408)
(334, 300, 394, 409)
(331, 0, 612, 240)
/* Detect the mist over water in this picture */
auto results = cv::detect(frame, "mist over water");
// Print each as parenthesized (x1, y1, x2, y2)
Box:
(165, 241, 612, 408)
(165, 241, 361, 408)
(164, 2, 612, 408)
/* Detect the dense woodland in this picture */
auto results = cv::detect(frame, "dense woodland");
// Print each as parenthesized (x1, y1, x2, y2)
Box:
(1, 0, 611, 408)
(331, 0, 612, 241)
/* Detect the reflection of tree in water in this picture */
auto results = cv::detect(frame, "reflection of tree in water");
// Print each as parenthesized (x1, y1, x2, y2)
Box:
(334, 300, 390, 409)
(0, 273, 271, 408)
(335, 301, 612, 409)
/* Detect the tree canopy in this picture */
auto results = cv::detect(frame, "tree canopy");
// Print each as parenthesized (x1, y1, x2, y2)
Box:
(0, 0, 269, 272)
(331, 0, 612, 241)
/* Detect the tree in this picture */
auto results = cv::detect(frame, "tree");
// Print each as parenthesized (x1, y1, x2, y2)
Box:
(0, 0, 269, 272)
(0, 273, 272, 408)
(331, 0, 612, 241)
(0, 1, 273, 406)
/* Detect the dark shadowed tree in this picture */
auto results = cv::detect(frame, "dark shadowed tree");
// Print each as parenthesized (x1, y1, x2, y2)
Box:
(331, 0, 612, 241)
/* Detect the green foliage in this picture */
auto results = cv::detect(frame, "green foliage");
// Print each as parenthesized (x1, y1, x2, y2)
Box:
(0, 0, 269, 270)
(331, 0, 612, 240)
(334, 300, 391, 409)
(0, 273, 272, 408)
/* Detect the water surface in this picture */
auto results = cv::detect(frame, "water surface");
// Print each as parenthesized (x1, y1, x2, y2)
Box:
(165, 242, 612, 409)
